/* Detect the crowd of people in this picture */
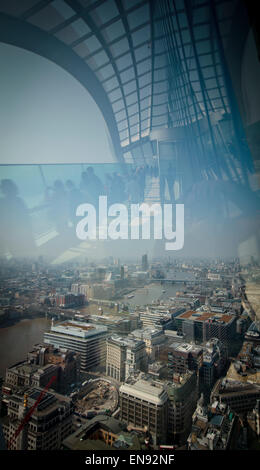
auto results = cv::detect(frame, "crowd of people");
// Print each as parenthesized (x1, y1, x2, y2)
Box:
(0, 163, 163, 254)
(44, 165, 159, 234)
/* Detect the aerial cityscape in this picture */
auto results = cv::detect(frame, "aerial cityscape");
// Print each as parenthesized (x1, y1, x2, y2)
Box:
(0, 254, 260, 451)
(0, 0, 260, 458)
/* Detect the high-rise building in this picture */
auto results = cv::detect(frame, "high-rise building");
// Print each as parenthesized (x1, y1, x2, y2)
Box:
(129, 328, 165, 360)
(167, 343, 203, 377)
(44, 321, 108, 371)
(166, 371, 198, 445)
(142, 254, 148, 271)
(106, 335, 147, 382)
(2, 387, 73, 450)
(4, 345, 80, 395)
(119, 376, 168, 445)
(175, 310, 236, 348)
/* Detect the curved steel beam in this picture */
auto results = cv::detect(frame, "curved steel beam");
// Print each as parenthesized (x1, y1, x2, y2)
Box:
(0, 12, 125, 166)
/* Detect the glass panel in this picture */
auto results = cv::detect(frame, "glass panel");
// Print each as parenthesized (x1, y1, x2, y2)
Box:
(109, 88, 123, 103)
(71, 18, 91, 36)
(90, 0, 119, 26)
(142, 141, 153, 157)
(120, 68, 135, 83)
(87, 50, 109, 68)
(141, 108, 149, 120)
(84, 35, 102, 54)
(103, 76, 119, 92)
(193, 24, 210, 40)
(102, 20, 125, 42)
(153, 81, 168, 93)
(117, 120, 128, 132)
(123, 81, 137, 95)
(140, 97, 151, 110)
(110, 37, 129, 57)
(55, 19, 91, 45)
(28, 3, 69, 31)
(119, 129, 129, 141)
(127, 4, 150, 30)
(115, 109, 127, 122)
(196, 40, 211, 55)
(52, 0, 75, 19)
(125, 92, 138, 106)
(192, 6, 210, 24)
(132, 25, 151, 47)
(130, 125, 139, 137)
(152, 115, 167, 126)
(153, 93, 167, 105)
(139, 85, 151, 99)
(129, 114, 139, 126)
(96, 64, 114, 80)
(152, 103, 168, 116)
(138, 72, 151, 88)
(128, 103, 139, 116)
(112, 100, 124, 113)
(136, 58, 151, 75)
(0, 0, 38, 16)
(135, 44, 150, 62)
(154, 39, 165, 55)
(116, 53, 133, 71)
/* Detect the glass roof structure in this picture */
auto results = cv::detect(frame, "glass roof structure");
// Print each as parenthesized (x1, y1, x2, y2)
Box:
(0, 0, 254, 183)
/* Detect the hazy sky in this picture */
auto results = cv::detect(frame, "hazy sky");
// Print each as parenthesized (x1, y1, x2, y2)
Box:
(0, 43, 116, 165)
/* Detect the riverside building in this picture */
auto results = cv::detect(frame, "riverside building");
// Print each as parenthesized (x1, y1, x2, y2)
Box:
(44, 321, 108, 372)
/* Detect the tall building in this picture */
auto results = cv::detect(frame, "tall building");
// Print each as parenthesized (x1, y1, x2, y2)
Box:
(119, 370, 198, 446)
(200, 339, 228, 389)
(106, 335, 147, 382)
(44, 321, 108, 372)
(55, 293, 85, 308)
(175, 310, 236, 347)
(129, 328, 165, 360)
(211, 378, 260, 414)
(166, 371, 198, 445)
(119, 376, 168, 445)
(167, 343, 203, 378)
(4, 345, 80, 395)
(2, 387, 73, 450)
(141, 254, 148, 272)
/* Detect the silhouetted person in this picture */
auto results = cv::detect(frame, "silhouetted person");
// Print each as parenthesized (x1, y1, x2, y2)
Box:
(49, 180, 68, 234)
(86, 167, 104, 208)
(110, 172, 126, 204)
(65, 179, 83, 227)
(0, 179, 35, 257)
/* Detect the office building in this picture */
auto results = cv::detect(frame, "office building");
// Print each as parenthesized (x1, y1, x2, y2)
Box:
(167, 343, 203, 377)
(129, 327, 165, 360)
(141, 254, 148, 272)
(175, 310, 236, 347)
(200, 339, 228, 389)
(106, 335, 147, 382)
(119, 376, 168, 445)
(1, 387, 73, 450)
(44, 321, 108, 371)
(166, 371, 198, 445)
(5, 345, 80, 395)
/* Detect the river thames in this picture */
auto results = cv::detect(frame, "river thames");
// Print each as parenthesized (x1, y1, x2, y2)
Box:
(0, 317, 51, 377)
(0, 271, 195, 377)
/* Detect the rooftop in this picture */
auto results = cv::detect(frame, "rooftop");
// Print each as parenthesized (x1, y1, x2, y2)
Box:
(176, 310, 234, 324)
(49, 320, 107, 339)
(120, 378, 167, 405)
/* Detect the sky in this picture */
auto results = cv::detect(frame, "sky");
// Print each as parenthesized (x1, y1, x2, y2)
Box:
(0, 43, 116, 165)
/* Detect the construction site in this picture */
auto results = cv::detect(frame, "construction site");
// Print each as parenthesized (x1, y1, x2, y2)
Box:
(75, 380, 118, 417)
